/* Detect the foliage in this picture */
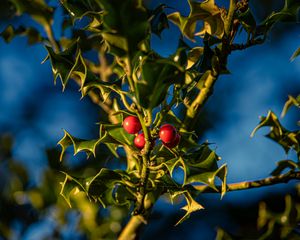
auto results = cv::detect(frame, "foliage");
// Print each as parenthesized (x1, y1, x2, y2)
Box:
(1, 0, 300, 239)
(0, 135, 127, 239)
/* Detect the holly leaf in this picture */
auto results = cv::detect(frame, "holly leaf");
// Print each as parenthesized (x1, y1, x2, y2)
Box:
(175, 191, 204, 225)
(187, 164, 227, 197)
(86, 169, 129, 207)
(98, 0, 149, 58)
(290, 46, 300, 61)
(101, 123, 135, 146)
(136, 58, 184, 110)
(236, 7, 256, 34)
(281, 95, 300, 118)
(271, 160, 299, 176)
(57, 128, 120, 161)
(60, 0, 102, 21)
(60, 169, 134, 208)
(257, 0, 300, 34)
(251, 111, 284, 138)
(44, 41, 80, 89)
(252, 111, 300, 155)
(149, 4, 169, 37)
(10, 0, 53, 28)
(156, 157, 188, 185)
(168, 0, 224, 41)
(1, 25, 43, 44)
(60, 173, 87, 207)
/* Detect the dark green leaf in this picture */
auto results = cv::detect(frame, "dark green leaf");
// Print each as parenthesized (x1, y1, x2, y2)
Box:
(60, 169, 134, 208)
(10, 0, 53, 27)
(98, 0, 149, 58)
(60, 173, 86, 207)
(149, 4, 169, 37)
(1, 25, 43, 44)
(60, 0, 102, 21)
(257, 0, 300, 34)
(136, 58, 184, 110)
(236, 7, 256, 33)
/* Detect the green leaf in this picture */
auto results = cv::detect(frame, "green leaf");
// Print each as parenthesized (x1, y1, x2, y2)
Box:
(186, 164, 227, 197)
(251, 111, 284, 138)
(60, 169, 134, 208)
(281, 95, 300, 118)
(257, 195, 300, 239)
(215, 228, 234, 240)
(98, 0, 149, 58)
(60, 173, 86, 208)
(252, 111, 300, 155)
(271, 160, 299, 176)
(86, 169, 126, 207)
(236, 7, 256, 34)
(149, 4, 169, 37)
(0, 25, 43, 44)
(57, 128, 120, 161)
(168, 0, 224, 41)
(44, 41, 79, 89)
(187, 47, 204, 69)
(162, 157, 187, 185)
(81, 78, 122, 101)
(10, 0, 53, 27)
(136, 58, 184, 110)
(46, 41, 117, 99)
(60, 0, 102, 21)
(290, 46, 300, 61)
(184, 144, 219, 169)
(175, 191, 204, 225)
(101, 123, 135, 146)
(258, 0, 300, 34)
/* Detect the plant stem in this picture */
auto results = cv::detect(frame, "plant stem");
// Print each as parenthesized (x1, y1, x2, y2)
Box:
(194, 171, 300, 193)
(183, 71, 218, 129)
(224, 0, 237, 36)
(134, 112, 151, 214)
(118, 215, 147, 240)
(44, 24, 60, 52)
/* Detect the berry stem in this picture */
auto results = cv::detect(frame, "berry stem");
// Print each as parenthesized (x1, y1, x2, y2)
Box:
(134, 111, 152, 214)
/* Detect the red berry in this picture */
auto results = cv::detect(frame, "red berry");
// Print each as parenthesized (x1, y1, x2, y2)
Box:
(159, 124, 177, 143)
(163, 133, 181, 148)
(134, 133, 145, 149)
(123, 116, 142, 134)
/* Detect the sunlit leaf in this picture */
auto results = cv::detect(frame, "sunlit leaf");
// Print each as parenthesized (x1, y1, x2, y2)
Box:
(175, 191, 204, 225)
(57, 128, 120, 161)
(281, 95, 300, 118)
(251, 111, 284, 138)
(290, 46, 300, 61)
(168, 0, 224, 41)
(271, 160, 299, 176)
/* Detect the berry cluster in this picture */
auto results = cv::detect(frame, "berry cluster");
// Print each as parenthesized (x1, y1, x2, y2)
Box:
(122, 116, 180, 150)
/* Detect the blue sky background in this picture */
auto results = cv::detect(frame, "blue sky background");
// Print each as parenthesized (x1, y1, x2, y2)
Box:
(1, 1, 300, 239)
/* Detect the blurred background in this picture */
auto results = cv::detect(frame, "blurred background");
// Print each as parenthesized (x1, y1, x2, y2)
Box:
(0, 0, 300, 239)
